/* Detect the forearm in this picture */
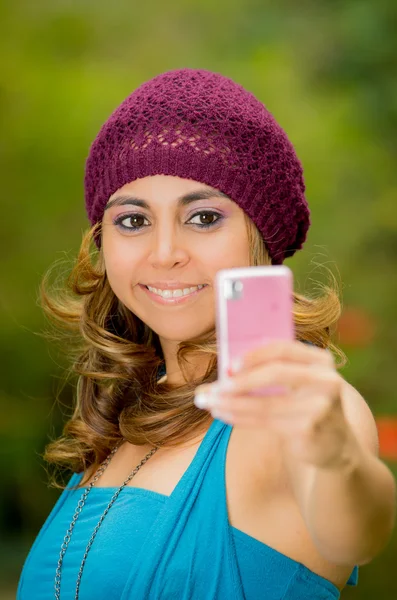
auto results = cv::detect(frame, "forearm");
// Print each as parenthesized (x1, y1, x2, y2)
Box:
(283, 435, 396, 566)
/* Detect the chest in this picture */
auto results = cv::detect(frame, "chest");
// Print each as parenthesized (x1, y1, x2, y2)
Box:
(84, 426, 288, 552)
(83, 422, 352, 590)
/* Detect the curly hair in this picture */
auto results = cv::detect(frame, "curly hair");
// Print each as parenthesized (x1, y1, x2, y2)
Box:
(41, 215, 346, 488)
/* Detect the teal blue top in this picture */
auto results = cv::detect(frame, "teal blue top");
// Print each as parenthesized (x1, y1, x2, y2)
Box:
(17, 418, 358, 599)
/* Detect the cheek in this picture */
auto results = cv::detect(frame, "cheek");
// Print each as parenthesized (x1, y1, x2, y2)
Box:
(103, 229, 139, 272)
(105, 263, 128, 300)
(103, 246, 139, 295)
(206, 227, 250, 267)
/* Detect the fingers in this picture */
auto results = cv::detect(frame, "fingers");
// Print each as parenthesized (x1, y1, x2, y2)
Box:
(193, 340, 340, 435)
(209, 396, 327, 431)
(211, 409, 310, 432)
(213, 395, 313, 420)
(235, 340, 334, 373)
(214, 363, 340, 397)
(201, 390, 329, 419)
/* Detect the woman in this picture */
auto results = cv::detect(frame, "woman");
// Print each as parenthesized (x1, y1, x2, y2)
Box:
(18, 68, 395, 599)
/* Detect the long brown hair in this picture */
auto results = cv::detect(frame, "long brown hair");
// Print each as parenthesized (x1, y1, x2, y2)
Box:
(41, 216, 346, 488)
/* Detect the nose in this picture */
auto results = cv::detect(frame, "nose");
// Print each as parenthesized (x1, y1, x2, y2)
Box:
(148, 222, 189, 269)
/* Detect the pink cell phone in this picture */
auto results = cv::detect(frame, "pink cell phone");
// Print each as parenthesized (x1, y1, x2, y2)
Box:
(215, 266, 295, 394)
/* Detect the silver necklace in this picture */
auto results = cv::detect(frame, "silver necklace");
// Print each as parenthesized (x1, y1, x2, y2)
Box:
(54, 440, 160, 600)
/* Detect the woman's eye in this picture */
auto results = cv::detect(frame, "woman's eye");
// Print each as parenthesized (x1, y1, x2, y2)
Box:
(187, 211, 222, 228)
(113, 211, 222, 232)
(114, 214, 150, 230)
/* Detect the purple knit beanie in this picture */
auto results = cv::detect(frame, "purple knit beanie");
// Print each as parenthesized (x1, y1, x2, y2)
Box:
(84, 68, 310, 264)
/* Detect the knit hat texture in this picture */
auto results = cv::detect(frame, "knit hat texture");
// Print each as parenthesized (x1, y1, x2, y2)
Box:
(84, 68, 310, 264)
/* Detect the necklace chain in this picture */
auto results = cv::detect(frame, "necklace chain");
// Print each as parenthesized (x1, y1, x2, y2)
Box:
(54, 441, 160, 600)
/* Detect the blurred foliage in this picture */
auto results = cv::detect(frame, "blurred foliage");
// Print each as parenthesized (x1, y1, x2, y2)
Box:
(1, 0, 396, 597)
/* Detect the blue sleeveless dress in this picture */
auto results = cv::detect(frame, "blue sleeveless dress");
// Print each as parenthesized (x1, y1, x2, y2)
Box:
(17, 418, 358, 599)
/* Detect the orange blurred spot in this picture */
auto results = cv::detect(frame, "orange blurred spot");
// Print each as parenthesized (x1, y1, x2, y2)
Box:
(376, 417, 397, 460)
(337, 307, 376, 347)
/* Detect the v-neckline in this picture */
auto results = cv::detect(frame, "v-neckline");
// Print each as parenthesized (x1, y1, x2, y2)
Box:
(75, 418, 225, 500)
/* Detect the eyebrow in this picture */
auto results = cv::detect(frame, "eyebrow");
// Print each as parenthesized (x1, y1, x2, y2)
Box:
(104, 188, 230, 211)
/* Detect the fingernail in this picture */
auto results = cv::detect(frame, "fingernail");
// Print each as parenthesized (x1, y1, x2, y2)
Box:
(231, 357, 243, 373)
(194, 393, 210, 409)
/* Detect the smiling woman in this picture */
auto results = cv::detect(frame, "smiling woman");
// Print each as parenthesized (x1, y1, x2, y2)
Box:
(100, 175, 252, 354)
(17, 69, 395, 600)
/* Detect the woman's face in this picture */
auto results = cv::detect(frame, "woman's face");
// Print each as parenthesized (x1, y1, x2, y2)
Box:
(101, 175, 250, 343)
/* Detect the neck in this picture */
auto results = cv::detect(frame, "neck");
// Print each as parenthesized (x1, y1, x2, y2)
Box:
(159, 338, 211, 386)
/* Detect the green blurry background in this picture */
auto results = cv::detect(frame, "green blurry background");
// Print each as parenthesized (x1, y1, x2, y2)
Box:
(1, 0, 396, 597)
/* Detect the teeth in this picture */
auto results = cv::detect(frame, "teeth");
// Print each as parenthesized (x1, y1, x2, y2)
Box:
(146, 284, 205, 298)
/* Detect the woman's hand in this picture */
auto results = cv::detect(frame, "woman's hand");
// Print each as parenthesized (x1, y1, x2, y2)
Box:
(194, 340, 358, 470)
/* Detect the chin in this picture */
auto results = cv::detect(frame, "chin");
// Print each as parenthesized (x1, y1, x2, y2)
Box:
(138, 309, 215, 342)
(120, 289, 216, 343)
(151, 321, 215, 344)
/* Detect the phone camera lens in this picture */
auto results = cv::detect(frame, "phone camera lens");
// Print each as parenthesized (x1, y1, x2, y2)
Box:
(232, 280, 243, 293)
(224, 279, 243, 300)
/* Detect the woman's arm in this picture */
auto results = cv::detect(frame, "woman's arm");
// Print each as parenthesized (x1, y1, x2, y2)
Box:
(282, 381, 396, 566)
(195, 341, 396, 567)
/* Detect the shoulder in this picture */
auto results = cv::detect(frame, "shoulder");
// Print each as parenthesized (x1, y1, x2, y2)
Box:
(226, 423, 357, 590)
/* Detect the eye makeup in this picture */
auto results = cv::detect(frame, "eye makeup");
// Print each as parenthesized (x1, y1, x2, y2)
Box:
(112, 209, 225, 233)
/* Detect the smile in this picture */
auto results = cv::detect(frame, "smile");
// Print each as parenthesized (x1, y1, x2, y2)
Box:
(139, 284, 208, 304)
